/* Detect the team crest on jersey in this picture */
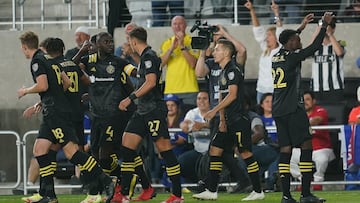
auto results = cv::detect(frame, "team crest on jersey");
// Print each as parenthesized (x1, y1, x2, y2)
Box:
(221, 76, 227, 85)
(90, 67, 96, 72)
(106, 65, 115, 74)
(145, 60, 152, 69)
(32, 63, 39, 72)
(228, 72, 235, 80)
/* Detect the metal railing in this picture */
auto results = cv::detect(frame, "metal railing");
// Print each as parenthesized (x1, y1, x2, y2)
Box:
(0, 131, 22, 190)
(0, 1, 356, 31)
(11, 125, 360, 195)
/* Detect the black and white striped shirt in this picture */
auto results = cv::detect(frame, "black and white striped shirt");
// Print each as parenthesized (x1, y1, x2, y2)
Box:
(311, 42, 345, 92)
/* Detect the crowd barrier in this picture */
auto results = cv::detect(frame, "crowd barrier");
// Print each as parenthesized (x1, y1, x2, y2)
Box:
(2, 125, 360, 195)
(0, 131, 21, 190)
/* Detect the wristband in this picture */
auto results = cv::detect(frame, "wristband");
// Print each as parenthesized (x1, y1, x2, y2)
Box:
(129, 92, 137, 101)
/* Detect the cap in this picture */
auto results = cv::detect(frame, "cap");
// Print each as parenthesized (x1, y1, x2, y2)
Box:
(75, 26, 90, 35)
(357, 86, 360, 101)
(164, 94, 181, 105)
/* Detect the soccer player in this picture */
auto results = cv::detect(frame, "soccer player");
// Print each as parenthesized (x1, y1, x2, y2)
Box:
(192, 39, 264, 201)
(271, 12, 334, 203)
(18, 33, 116, 203)
(118, 27, 183, 203)
(79, 32, 154, 203)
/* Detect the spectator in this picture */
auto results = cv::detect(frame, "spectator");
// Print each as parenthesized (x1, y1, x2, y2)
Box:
(258, 93, 280, 192)
(160, 15, 199, 106)
(348, 86, 360, 124)
(245, 0, 283, 104)
(342, 0, 360, 23)
(151, 0, 184, 26)
(245, 0, 312, 104)
(179, 91, 211, 183)
(64, 26, 90, 60)
(107, 0, 132, 36)
(290, 91, 336, 191)
(310, 18, 346, 103)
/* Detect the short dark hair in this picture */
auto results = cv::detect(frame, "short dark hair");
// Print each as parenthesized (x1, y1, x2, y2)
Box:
(217, 39, 235, 57)
(45, 38, 65, 55)
(279, 29, 298, 45)
(303, 90, 315, 100)
(19, 31, 39, 49)
(128, 27, 147, 43)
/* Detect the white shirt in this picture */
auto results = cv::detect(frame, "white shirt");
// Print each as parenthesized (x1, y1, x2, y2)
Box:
(184, 107, 211, 154)
(253, 26, 283, 94)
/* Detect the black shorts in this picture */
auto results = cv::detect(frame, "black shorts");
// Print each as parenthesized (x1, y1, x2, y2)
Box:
(211, 114, 251, 153)
(73, 120, 85, 146)
(38, 110, 78, 146)
(125, 109, 170, 141)
(228, 114, 252, 152)
(274, 106, 312, 148)
(90, 113, 131, 153)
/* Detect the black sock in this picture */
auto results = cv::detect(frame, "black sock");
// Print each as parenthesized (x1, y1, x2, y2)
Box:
(160, 150, 181, 197)
(222, 152, 250, 186)
(244, 156, 262, 193)
(70, 151, 102, 185)
(279, 152, 291, 198)
(36, 153, 56, 198)
(99, 157, 113, 175)
(134, 155, 150, 189)
(120, 147, 137, 196)
(207, 156, 222, 192)
(300, 149, 313, 197)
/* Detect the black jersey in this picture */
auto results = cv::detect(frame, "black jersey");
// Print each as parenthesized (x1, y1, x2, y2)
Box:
(136, 46, 163, 115)
(64, 47, 79, 60)
(58, 59, 85, 121)
(272, 28, 327, 117)
(31, 52, 71, 113)
(205, 58, 222, 109)
(219, 60, 246, 122)
(83, 53, 135, 117)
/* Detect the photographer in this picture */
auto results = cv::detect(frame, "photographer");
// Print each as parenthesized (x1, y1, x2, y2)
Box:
(194, 25, 264, 201)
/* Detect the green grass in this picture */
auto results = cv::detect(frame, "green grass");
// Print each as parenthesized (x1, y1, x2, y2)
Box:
(0, 191, 359, 203)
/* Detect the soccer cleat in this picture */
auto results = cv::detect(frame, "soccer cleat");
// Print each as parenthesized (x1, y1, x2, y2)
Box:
(192, 189, 218, 200)
(241, 191, 265, 201)
(133, 186, 157, 201)
(182, 187, 191, 193)
(80, 194, 102, 203)
(281, 196, 299, 203)
(103, 176, 117, 203)
(21, 193, 42, 203)
(161, 194, 184, 203)
(32, 196, 58, 203)
(300, 194, 326, 203)
(110, 192, 130, 203)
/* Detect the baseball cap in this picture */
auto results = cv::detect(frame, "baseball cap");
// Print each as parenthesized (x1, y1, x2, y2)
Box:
(164, 94, 181, 105)
(75, 26, 90, 35)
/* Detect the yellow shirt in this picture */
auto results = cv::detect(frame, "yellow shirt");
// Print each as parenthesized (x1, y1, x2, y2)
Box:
(160, 34, 200, 94)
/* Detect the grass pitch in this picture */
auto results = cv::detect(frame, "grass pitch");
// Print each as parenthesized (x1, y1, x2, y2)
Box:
(0, 191, 359, 203)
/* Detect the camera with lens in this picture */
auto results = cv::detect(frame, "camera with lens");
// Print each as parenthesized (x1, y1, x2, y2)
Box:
(190, 20, 219, 50)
